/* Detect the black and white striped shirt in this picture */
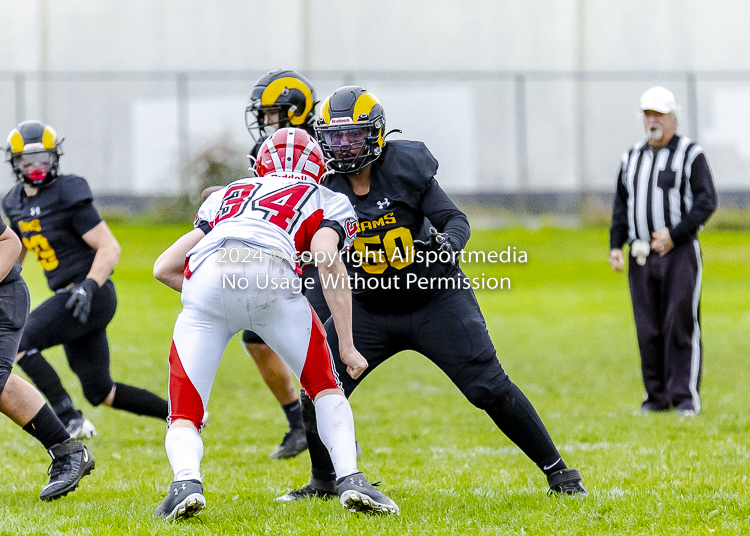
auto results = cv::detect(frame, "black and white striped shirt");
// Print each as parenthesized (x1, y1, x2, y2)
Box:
(610, 134, 717, 250)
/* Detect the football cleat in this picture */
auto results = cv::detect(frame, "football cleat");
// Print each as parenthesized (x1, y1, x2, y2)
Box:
(39, 438, 95, 501)
(336, 472, 400, 515)
(154, 480, 206, 520)
(547, 468, 588, 496)
(65, 416, 97, 440)
(275, 477, 337, 502)
(270, 428, 308, 459)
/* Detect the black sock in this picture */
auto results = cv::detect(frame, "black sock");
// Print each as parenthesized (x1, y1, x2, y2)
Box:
(111, 382, 168, 419)
(282, 400, 303, 430)
(18, 350, 81, 424)
(301, 390, 335, 483)
(485, 382, 565, 474)
(22, 405, 70, 450)
(538, 455, 567, 477)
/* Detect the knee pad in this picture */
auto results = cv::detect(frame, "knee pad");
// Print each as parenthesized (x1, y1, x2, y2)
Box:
(81, 381, 113, 407)
(300, 389, 318, 434)
(461, 375, 512, 410)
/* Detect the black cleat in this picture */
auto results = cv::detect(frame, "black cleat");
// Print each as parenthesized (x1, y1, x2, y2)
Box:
(270, 428, 308, 459)
(154, 480, 206, 520)
(547, 468, 587, 496)
(275, 477, 337, 502)
(336, 472, 399, 515)
(39, 438, 95, 501)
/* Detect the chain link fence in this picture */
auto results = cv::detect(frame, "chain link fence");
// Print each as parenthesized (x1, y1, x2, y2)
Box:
(2, 70, 749, 212)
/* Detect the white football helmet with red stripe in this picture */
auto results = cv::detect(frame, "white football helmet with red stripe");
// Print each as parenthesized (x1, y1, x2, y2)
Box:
(255, 128, 327, 183)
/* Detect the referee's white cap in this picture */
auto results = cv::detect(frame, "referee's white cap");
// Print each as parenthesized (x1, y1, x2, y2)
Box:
(640, 86, 679, 114)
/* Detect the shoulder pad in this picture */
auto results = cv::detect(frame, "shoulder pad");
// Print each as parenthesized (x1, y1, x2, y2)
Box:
(56, 175, 94, 208)
(2, 184, 24, 213)
(375, 140, 438, 192)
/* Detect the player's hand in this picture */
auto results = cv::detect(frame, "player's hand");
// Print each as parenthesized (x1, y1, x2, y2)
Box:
(413, 227, 456, 264)
(339, 345, 368, 380)
(65, 278, 99, 324)
(650, 228, 674, 257)
(201, 185, 223, 203)
(609, 249, 625, 272)
(413, 227, 452, 252)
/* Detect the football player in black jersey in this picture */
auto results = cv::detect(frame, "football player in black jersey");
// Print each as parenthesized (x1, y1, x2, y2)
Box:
(3, 120, 169, 439)
(277, 87, 587, 502)
(0, 220, 94, 500)
(202, 69, 322, 459)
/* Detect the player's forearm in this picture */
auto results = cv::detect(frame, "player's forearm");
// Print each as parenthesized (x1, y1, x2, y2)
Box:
(154, 228, 205, 292)
(319, 260, 355, 349)
(0, 233, 21, 281)
(157, 270, 185, 293)
(87, 243, 121, 286)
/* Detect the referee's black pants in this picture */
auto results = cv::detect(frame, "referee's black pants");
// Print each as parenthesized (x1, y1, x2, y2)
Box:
(628, 238, 703, 412)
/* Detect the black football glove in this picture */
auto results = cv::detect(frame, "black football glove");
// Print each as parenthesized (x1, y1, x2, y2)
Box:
(413, 227, 456, 265)
(413, 226, 453, 252)
(65, 278, 100, 324)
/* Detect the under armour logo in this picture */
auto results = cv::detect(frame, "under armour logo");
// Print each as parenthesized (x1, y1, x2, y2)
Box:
(348, 477, 365, 487)
(30, 206, 41, 216)
(376, 198, 390, 209)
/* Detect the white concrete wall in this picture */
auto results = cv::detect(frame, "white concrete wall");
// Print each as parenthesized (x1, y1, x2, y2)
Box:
(5, 1, 750, 72)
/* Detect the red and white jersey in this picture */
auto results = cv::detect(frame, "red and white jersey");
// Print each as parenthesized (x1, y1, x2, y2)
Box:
(186, 175, 358, 274)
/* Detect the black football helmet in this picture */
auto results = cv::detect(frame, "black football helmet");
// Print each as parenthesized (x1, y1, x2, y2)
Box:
(245, 69, 317, 142)
(5, 120, 64, 187)
(315, 86, 386, 174)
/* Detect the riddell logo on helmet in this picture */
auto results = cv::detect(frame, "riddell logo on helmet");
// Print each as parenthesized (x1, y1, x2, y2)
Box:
(330, 118, 353, 124)
(267, 171, 315, 182)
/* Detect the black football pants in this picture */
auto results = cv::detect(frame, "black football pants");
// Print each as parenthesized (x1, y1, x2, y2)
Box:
(0, 278, 30, 394)
(302, 275, 562, 482)
(628, 239, 703, 411)
(18, 280, 117, 406)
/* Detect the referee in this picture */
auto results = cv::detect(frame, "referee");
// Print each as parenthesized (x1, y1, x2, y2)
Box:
(609, 86, 717, 416)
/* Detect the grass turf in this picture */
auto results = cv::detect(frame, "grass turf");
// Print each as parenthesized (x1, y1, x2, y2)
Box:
(0, 224, 748, 535)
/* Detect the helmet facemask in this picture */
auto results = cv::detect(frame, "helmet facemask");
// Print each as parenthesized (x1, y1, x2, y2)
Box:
(16, 149, 58, 185)
(316, 117, 384, 175)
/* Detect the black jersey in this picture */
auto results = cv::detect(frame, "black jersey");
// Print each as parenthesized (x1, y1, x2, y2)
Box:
(2, 175, 102, 291)
(0, 220, 22, 285)
(324, 140, 471, 311)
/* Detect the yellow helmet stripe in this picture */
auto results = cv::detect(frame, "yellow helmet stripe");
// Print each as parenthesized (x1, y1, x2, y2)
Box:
(320, 98, 331, 125)
(7, 129, 24, 154)
(42, 125, 57, 149)
(262, 77, 314, 126)
(353, 93, 380, 124)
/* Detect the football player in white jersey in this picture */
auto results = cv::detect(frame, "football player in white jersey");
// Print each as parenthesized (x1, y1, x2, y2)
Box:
(152, 128, 399, 520)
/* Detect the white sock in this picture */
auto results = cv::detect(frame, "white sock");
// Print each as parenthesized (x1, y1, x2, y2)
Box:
(315, 393, 358, 480)
(165, 427, 203, 482)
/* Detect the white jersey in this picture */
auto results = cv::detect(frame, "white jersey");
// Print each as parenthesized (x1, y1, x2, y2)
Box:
(186, 176, 358, 275)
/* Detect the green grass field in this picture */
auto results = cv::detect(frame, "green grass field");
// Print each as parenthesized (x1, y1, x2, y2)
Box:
(0, 224, 748, 535)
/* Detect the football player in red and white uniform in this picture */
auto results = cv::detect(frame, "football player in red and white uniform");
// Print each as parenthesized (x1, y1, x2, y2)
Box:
(152, 128, 399, 520)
